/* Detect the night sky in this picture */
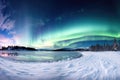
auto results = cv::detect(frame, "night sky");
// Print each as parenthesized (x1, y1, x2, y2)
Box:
(0, 0, 120, 48)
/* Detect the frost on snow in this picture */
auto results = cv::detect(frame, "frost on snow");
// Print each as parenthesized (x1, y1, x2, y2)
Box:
(0, 52, 120, 80)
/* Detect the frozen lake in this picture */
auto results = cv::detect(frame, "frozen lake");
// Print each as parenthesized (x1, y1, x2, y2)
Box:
(0, 51, 82, 62)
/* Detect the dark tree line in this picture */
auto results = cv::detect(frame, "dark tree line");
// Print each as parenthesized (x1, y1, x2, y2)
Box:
(89, 39, 120, 51)
(1, 46, 36, 51)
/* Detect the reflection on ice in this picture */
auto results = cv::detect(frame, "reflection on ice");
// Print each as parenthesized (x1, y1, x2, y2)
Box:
(0, 51, 82, 62)
(0, 52, 18, 57)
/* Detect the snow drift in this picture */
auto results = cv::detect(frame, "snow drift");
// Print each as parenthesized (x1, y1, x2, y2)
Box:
(0, 51, 120, 80)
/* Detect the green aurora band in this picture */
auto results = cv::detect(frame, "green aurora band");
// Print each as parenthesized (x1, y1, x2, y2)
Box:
(31, 21, 120, 48)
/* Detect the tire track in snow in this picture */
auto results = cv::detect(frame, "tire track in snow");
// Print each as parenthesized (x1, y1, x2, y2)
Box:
(99, 57, 118, 80)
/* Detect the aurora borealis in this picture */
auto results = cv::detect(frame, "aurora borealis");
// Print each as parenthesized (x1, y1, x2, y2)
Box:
(0, 0, 120, 48)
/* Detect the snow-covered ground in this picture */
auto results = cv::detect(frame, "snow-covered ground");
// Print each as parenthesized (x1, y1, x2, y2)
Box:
(0, 51, 120, 80)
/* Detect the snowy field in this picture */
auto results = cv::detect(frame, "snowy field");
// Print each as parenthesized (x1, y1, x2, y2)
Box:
(0, 51, 120, 80)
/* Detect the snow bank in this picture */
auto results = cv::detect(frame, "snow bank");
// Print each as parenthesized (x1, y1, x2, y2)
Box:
(0, 51, 120, 80)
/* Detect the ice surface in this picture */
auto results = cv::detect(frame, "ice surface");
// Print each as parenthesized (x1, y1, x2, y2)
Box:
(0, 51, 120, 80)
(0, 51, 82, 62)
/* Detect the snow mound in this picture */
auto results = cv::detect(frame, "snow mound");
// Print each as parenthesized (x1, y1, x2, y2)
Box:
(0, 51, 120, 80)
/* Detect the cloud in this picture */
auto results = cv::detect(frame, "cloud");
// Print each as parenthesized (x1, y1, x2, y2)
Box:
(0, 0, 15, 31)
(8, 30, 16, 35)
(0, 34, 13, 46)
(0, 0, 17, 47)
(0, 33, 22, 47)
(11, 34, 21, 45)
